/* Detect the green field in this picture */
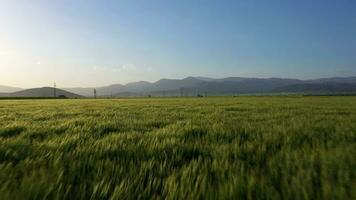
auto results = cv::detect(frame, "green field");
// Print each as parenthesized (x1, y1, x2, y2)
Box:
(0, 97, 355, 199)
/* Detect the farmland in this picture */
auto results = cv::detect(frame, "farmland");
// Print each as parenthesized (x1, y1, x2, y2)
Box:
(0, 97, 355, 199)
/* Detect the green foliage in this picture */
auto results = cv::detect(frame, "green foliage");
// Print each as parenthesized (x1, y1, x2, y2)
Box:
(0, 97, 355, 199)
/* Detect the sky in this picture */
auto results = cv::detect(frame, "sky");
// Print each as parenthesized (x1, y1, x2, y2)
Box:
(0, 0, 355, 88)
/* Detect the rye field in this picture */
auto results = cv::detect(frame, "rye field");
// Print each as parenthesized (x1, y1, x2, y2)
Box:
(0, 96, 355, 199)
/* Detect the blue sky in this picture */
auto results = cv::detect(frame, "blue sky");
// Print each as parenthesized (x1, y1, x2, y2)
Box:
(0, 0, 355, 87)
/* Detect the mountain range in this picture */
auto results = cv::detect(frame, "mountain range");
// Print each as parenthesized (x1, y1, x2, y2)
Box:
(1, 76, 356, 97)
(64, 76, 356, 97)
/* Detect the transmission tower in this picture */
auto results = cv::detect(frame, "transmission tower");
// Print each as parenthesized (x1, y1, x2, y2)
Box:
(54, 82, 57, 98)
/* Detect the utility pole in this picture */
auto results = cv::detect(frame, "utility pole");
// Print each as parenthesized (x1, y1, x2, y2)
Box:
(54, 82, 57, 98)
(180, 88, 184, 97)
(94, 89, 97, 99)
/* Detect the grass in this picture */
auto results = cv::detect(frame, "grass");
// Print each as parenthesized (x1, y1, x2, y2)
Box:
(0, 97, 355, 199)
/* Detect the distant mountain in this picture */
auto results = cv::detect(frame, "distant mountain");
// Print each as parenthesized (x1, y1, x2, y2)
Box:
(125, 81, 153, 93)
(96, 84, 126, 97)
(62, 87, 94, 97)
(202, 78, 303, 93)
(152, 77, 205, 91)
(308, 77, 356, 84)
(57, 76, 356, 96)
(0, 85, 22, 93)
(64, 84, 126, 97)
(64, 77, 206, 96)
(192, 77, 216, 82)
(0, 87, 81, 98)
(273, 83, 356, 93)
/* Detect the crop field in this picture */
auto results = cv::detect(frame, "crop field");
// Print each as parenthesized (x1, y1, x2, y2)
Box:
(0, 97, 355, 199)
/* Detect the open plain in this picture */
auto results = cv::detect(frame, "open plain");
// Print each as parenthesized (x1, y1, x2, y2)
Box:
(0, 97, 355, 199)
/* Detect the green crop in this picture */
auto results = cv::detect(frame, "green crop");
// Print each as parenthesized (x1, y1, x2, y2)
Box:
(0, 97, 355, 199)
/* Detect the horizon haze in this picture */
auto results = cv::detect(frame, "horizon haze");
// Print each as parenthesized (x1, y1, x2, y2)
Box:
(1, 76, 356, 97)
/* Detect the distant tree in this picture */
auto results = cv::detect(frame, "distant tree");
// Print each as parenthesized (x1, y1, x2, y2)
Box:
(94, 89, 97, 99)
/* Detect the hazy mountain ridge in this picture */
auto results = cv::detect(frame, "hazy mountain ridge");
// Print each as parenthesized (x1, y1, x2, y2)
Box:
(273, 82, 356, 93)
(62, 76, 356, 97)
(2, 76, 356, 97)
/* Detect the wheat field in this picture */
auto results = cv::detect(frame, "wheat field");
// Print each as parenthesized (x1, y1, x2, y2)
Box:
(0, 97, 355, 199)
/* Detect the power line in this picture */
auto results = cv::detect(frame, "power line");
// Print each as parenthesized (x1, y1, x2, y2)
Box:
(180, 88, 184, 97)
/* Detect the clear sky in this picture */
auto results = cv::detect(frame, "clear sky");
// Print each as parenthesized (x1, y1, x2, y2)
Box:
(1, 0, 355, 88)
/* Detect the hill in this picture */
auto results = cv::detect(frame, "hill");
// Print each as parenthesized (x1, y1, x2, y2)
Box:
(0, 87, 81, 98)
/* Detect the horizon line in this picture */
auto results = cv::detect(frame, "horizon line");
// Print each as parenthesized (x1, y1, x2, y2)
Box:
(1, 75, 356, 89)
